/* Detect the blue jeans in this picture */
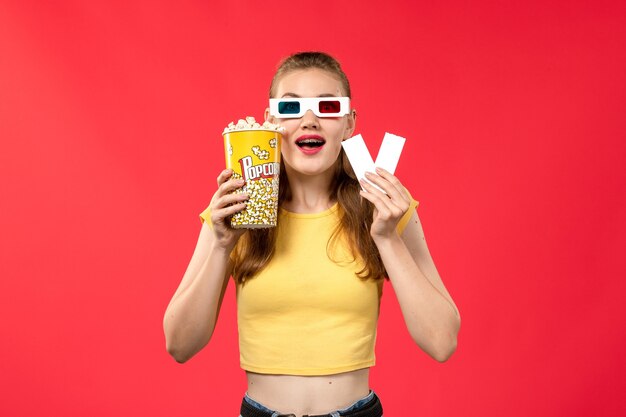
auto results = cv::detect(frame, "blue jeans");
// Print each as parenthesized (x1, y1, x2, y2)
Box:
(238, 390, 380, 417)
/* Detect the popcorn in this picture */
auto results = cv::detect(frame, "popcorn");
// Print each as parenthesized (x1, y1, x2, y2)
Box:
(222, 116, 282, 228)
(222, 116, 284, 134)
(228, 174, 279, 228)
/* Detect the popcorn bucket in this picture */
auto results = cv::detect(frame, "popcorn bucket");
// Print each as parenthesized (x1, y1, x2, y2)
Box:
(223, 129, 282, 228)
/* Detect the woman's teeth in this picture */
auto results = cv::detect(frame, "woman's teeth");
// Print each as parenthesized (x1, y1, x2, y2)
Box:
(297, 139, 325, 148)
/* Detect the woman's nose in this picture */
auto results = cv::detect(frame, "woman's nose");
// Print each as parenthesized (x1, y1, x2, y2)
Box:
(299, 110, 319, 129)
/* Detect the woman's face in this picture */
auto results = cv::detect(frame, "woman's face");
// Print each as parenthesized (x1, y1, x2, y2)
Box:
(266, 68, 356, 178)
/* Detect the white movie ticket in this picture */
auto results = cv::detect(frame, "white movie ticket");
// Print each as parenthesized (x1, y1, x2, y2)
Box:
(341, 132, 406, 192)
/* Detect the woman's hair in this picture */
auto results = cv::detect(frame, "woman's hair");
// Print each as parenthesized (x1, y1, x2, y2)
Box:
(269, 51, 351, 98)
(231, 51, 387, 284)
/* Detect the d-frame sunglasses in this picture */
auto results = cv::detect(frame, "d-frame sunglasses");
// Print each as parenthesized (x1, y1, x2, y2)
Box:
(269, 97, 351, 118)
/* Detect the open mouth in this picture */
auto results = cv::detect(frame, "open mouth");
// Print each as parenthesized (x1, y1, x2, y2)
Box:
(295, 136, 326, 149)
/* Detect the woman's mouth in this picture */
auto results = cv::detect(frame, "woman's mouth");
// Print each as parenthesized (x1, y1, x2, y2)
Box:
(295, 135, 326, 154)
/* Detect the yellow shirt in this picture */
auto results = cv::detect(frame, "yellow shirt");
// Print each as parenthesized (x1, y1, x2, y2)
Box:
(199, 199, 418, 375)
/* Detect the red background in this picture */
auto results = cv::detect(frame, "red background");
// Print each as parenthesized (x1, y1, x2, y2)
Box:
(1, 1, 625, 416)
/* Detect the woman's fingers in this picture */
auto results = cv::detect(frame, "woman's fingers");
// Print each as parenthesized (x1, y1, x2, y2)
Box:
(210, 169, 249, 226)
(361, 175, 397, 209)
(216, 177, 244, 198)
(210, 192, 248, 232)
(365, 170, 406, 201)
(214, 192, 249, 209)
(213, 169, 245, 208)
(216, 168, 234, 187)
(375, 167, 411, 204)
(216, 169, 246, 196)
(363, 170, 410, 210)
(211, 190, 248, 221)
(359, 184, 385, 210)
(211, 202, 247, 225)
(209, 169, 249, 246)
(360, 179, 395, 215)
(360, 177, 407, 222)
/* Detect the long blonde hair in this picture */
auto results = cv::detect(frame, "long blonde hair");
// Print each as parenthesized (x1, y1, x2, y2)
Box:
(231, 52, 386, 284)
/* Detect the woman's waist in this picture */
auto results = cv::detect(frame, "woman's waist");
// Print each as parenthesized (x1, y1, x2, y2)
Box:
(245, 368, 370, 415)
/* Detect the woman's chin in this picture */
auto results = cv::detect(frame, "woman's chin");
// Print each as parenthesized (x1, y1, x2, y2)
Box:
(283, 152, 341, 178)
(285, 162, 334, 178)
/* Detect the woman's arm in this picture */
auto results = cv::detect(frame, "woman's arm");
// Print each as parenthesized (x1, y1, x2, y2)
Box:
(163, 169, 248, 363)
(359, 168, 461, 362)
(376, 211, 460, 362)
(163, 223, 232, 363)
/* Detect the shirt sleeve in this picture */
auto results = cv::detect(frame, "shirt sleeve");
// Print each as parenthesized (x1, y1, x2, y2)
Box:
(199, 205, 213, 228)
(396, 198, 419, 234)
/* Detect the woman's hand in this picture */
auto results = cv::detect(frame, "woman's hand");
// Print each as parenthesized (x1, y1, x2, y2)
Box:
(359, 167, 412, 242)
(208, 169, 249, 250)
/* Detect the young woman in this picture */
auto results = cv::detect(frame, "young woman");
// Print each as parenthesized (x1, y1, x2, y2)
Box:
(164, 52, 461, 417)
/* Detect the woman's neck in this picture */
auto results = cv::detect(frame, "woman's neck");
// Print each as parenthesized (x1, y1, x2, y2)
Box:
(282, 165, 335, 213)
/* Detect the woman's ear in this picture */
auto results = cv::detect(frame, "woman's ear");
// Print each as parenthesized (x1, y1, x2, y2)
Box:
(344, 108, 357, 138)
(264, 108, 273, 123)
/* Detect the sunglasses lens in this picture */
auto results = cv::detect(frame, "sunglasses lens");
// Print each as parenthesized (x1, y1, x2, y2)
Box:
(278, 101, 301, 115)
(318, 100, 341, 114)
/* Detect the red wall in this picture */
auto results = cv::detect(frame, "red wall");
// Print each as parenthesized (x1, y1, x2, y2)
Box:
(1, 1, 625, 416)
